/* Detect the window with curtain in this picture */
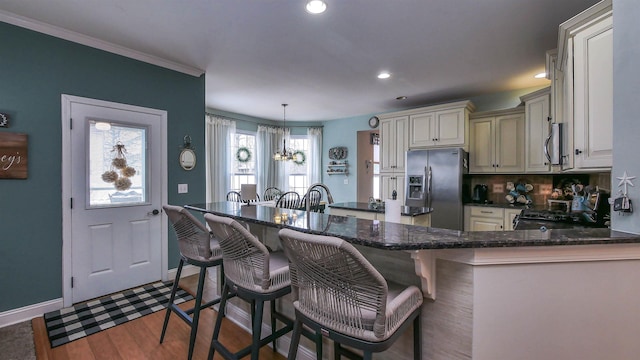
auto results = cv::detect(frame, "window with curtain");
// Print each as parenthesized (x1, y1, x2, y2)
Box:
(230, 132, 256, 191)
(287, 136, 310, 194)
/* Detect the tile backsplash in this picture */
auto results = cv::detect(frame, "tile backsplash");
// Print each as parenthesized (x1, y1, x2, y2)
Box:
(466, 173, 611, 206)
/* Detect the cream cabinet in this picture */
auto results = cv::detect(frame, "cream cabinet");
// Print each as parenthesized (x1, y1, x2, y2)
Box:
(409, 107, 467, 148)
(380, 174, 405, 204)
(380, 116, 408, 173)
(469, 108, 525, 173)
(464, 206, 522, 231)
(521, 87, 552, 173)
(555, 0, 612, 170)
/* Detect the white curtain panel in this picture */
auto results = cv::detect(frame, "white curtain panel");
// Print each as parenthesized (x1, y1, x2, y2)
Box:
(307, 127, 323, 185)
(257, 125, 289, 194)
(205, 115, 236, 202)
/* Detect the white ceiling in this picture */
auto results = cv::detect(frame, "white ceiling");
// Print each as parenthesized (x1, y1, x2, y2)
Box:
(0, 0, 600, 121)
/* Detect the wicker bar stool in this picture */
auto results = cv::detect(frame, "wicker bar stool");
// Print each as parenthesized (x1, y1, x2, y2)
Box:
(161, 205, 224, 360)
(279, 228, 424, 360)
(204, 213, 293, 360)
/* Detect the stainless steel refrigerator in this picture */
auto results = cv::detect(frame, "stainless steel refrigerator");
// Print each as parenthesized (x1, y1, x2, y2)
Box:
(405, 148, 468, 231)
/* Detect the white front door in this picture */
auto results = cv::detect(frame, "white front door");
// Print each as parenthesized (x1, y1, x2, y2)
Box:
(62, 95, 167, 305)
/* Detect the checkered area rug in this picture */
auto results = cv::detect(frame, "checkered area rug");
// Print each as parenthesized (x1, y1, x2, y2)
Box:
(44, 281, 193, 348)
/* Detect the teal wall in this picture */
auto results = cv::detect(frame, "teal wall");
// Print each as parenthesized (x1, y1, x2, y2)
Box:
(0, 22, 205, 312)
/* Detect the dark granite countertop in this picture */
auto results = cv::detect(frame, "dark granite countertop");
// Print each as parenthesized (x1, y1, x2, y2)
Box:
(185, 202, 640, 251)
(329, 202, 432, 216)
(464, 202, 543, 210)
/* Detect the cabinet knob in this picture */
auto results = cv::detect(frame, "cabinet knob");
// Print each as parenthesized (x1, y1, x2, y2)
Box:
(496, 164, 499, 167)
(575, 149, 583, 155)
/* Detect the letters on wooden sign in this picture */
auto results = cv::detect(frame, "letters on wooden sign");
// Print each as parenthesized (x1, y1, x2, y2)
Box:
(0, 132, 28, 179)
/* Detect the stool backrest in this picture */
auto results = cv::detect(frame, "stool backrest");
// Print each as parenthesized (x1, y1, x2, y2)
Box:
(263, 187, 281, 201)
(204, 213, 272, 290)
(226, 191, 242, 202)
(278, 228, 389, 338)
(163, 205, 214, 261)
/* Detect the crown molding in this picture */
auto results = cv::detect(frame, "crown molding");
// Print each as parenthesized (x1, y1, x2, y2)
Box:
(0, 10, 204, 77)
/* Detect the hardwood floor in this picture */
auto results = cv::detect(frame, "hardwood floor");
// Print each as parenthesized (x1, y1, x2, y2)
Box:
(31, 274, 287, 360)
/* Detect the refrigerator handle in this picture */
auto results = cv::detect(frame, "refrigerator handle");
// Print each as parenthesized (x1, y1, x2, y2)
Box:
(426, 166, 432, 209)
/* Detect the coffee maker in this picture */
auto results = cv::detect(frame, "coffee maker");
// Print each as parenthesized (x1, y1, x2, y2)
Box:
(472, 184, 488, 203)
(582, 189, 611, 225)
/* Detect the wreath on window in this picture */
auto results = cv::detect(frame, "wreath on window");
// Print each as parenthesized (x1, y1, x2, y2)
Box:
(293, 151, 306, 166)
(236, 147, 252, 163)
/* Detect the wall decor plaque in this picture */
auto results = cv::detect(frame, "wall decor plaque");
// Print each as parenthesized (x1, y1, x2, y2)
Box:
(328, 146, 348, 160)
(0, 132, 28, 179)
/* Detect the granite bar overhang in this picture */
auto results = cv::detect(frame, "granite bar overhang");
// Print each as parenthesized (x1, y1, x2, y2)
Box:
(185, 202, 640, 250)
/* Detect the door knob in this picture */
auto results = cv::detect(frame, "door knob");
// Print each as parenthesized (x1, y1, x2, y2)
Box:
(148, 209, 160, 216)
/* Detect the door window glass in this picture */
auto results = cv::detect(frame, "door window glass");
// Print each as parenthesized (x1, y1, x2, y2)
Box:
(88, 120, 147, 207)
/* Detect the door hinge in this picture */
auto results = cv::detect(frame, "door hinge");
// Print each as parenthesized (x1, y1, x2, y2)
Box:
(70, 198, 73, 209)
(71, 277, 74, 288)
(70, 118, 72, 129)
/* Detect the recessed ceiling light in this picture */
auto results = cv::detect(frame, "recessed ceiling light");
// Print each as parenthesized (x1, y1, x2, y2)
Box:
(306, 0, 327, 14)
(396, 96, 407, 100)
(534, 72, 547, 79)
(377, 72, 391, 79)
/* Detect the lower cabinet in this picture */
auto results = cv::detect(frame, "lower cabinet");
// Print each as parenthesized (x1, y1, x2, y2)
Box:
(380, 173, 405, 203)
(464, 206, 522, 231)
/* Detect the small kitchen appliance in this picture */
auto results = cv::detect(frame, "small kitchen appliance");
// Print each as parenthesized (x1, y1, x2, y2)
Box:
(472, 184, 489, 204)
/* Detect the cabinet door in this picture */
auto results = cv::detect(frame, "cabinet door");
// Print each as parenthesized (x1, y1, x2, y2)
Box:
(525, 94, 552, 173)
(468, 217, 503, 231)
(394, 117, 408, 173)
(409, 112, 436, 148)
(469, 117, 495, 172)
(573, 17, 613, 169)
(495, 113, 524, 173)
(380, 174, 405, 203)
(434, 108, 465, 146)
(380, 118, 397, 172)
(380, 116, 408, 172)
(503, 209, 522, 231)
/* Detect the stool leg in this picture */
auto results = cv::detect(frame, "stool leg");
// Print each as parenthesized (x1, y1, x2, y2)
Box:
(160, 258, 184, 343)
(287, 318, 302, 360)
(413, 314, 422, 360)
(271, 300, 277, 351)
(187, 265, 207, 360)
(251, 300, 265, 360)
(208, 282, 230, 360)
(315, 331, 323, 360)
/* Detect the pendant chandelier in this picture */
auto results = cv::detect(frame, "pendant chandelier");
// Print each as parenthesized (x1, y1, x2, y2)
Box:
(273, 104, 296, 161)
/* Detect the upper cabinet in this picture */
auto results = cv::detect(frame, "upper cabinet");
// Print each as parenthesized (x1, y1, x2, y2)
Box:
(379, 115, 408, 173)
(521, 87, 553, 173)
(554, 0, 613, 170)
(469, 108, 525, 174)
(409, 107, 468, 148)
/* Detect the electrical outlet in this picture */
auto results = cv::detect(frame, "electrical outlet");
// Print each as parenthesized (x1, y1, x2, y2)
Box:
(493, 184, 504, 193)
(178, 183, 188, 194)
(343, 178, 349, 185)
(540, 184, 553, 194)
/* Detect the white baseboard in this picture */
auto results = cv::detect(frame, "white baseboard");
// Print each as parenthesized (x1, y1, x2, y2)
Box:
(0, 264, 199, 329)
(0, 298, 63, 328)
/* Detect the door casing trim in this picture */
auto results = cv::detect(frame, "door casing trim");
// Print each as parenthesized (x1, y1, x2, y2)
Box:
(61, 94, 168, 307)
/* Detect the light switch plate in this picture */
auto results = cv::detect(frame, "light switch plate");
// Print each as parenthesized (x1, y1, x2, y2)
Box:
(178, 183, 188, 194)
(493, 184, 504, 193)
(343, 178, 349, 185)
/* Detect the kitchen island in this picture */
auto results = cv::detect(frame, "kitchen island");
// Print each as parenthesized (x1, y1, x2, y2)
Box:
(186, 202, 640, 360)
(328, 201, 432, 226)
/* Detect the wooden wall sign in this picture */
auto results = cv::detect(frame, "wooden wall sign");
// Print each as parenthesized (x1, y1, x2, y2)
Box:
(0, 132, 28, 179)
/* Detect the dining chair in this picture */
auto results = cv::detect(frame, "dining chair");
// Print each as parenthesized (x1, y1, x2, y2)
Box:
(161, 205, 224, 360)
(204, 213, 294, 360)
(263, 187, 282, 201)
(275, 191, 301, 209)
(300, 189, 322, 212)
(226, 190, 242, 202)
(278, 228, 424, 360)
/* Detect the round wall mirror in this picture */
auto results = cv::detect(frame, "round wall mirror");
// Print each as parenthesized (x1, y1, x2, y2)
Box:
(179, 148, 196, 170)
